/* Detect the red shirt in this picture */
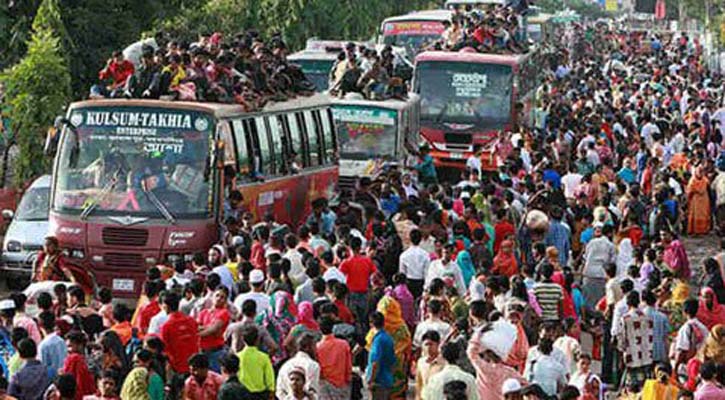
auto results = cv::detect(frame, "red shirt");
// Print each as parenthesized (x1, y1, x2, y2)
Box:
(339, 254, 377, 293)
(198, 307, 230, 351)
(334, 299, 355, 324)
(135, 299, 160, 335)
(98, 60, 135, 88)
(62, 353, 95, 400)
(160, 311, 200, 374)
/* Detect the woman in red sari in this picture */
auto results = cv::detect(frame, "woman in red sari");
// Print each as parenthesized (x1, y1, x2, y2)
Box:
(686, 166, 711, 235)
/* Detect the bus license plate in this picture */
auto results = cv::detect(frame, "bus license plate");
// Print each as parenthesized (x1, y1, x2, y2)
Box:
(113, 279, 135, 292)
(449, 153, 464, 159)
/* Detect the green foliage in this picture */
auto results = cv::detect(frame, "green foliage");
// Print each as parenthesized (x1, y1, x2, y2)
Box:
(1, 28, 71, 187)
(157, 0, 436, 50)
(0, 0, 42, 69)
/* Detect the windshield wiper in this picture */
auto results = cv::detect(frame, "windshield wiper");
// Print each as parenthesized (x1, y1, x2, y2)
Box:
(80, 171, 121, 220)
(142, 187, 176, 224)
(435, 103, 449, 123)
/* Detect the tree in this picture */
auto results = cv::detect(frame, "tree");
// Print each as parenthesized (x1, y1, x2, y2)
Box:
(1, 0, 71, 187)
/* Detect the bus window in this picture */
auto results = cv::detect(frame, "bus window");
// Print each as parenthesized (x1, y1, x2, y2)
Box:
(267, 116, 287, 175)
(303, 110, 320, 167)
(320, 108, 336, 163)
(232, 119, 252, 179)
(253, 117, 273, 175)
(289, 114, 305, 165)
(217, 121, 236, 167)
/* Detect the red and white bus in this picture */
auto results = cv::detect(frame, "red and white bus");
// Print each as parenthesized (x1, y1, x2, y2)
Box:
(46, 95, 337, 296)
(413, 50, 545, 170)
(380, 10, 451, 57)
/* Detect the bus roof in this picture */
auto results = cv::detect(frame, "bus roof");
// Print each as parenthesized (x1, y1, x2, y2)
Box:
(381, 10, 452, 24)
(331, 93, 420, 111)
(69, 94, 332, 119)
(415, 50, 527, 66)
(445, 0, 506, 6)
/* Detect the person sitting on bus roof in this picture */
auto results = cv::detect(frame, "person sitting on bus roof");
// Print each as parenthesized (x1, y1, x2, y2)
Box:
(124, 45, 161, 99)
(90, 51, 135, 99)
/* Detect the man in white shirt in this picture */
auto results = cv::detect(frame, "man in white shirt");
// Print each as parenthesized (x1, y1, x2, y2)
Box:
(526, 338, 568, 397)
(640, 116, 661, 148)
(674, 299, 710, 375)
(233, 269, 271, 315)
(466, 146, 483, 176)
(560, 170, 583, 199)
(283, 234, 307, 286)
(399, 229, 431, 299)
(425, 243, 466, 296)
(277, 334, 321, 399)
(610, 279, 635, 337)
(413, 299, 451, 349)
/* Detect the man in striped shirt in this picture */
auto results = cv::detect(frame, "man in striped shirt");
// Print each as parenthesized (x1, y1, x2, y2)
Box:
(532, 263, 563, 322)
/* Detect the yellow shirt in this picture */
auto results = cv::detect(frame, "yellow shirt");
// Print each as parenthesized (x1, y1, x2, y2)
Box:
(237, 346, 275, 393)
(226, 262, 239, 282)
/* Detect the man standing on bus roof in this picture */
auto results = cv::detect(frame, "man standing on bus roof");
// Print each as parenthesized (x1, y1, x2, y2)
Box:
(413, 144, 438, 186)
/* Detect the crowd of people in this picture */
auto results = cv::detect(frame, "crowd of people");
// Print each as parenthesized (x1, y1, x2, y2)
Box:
(424, 3, 533, 54)
(90, 31, 315, 111)
(2, 5, 725, 400)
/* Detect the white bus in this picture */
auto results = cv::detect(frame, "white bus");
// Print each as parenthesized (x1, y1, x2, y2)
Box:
(331, 94, 420, 189)
(379, 10, 452, 57)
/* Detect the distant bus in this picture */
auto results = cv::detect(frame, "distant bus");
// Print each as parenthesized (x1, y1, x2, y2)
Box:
(288, 40, 371, 92)
(413, 50, 546, 170)
(380, 10, 452, 57)
(444, 0, 506, 10)
(527, 13, 553, 45)
(46, 95, 337, 296)
(331, 94, 420, 190)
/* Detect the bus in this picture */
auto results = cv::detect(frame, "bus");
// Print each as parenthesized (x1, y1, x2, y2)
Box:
(288, 40, 371, 92)
(45, 95, 337, 296)
(379, 10, 452, 57)
(331, 94, 420, 190)
(527, 13, 553, 45)
(413, 50, 546, 170)
(444, 0, 506, 10)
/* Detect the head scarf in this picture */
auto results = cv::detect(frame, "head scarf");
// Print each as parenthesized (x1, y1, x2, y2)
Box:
(297, 302, 319, 331)
(671, 280, 690, 304)
(120, 367, 150, 400)
(697, 287, 725, 330)
(273, 291, 298, 321)
(387, 284, 416, 328)
(704, 324, 725, 364)
(377, 295, 406, 333)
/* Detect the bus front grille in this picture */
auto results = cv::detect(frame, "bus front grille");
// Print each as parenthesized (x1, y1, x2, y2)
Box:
(102, 227, 149, 247)
(104, 253, 143, 269)
(444, 133, 473, 145)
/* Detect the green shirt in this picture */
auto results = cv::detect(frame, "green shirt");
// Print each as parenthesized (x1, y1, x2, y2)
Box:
(7, 353, 23, 376)
(148, 372, 164, 400)
(237, 346, 275, 393)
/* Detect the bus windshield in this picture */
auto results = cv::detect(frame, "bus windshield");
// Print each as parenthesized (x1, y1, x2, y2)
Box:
(382, 21, 445, 56)
(333, 106, 398, 161)
(290, 59, 335, 91)
(416, 61, 512, 129)
(53, 106, 214, 219)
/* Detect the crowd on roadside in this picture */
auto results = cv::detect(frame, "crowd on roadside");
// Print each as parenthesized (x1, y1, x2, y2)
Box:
(89, 31, 315, 111)
(1, 12, 725, 400)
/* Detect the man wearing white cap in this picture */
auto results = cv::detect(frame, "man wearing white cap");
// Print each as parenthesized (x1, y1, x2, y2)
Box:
(233, 269, 271, 316)
(501, 378, 523, 400)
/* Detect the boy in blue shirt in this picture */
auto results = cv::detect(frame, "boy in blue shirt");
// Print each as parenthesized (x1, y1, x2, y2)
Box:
(366, 312, 396, 399)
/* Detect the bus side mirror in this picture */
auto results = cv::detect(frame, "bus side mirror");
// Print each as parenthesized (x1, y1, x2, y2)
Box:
(44, 126, 59, 157)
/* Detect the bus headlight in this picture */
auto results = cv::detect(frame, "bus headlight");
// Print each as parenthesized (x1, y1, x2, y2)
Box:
(71, 249, 85, 259)
(5, 241, 21, 252)
(166, 254, 182, 263)
(184, 254, 195, 262)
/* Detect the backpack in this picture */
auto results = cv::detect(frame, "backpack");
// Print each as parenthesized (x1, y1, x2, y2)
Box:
(125, 327, 143, 359)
